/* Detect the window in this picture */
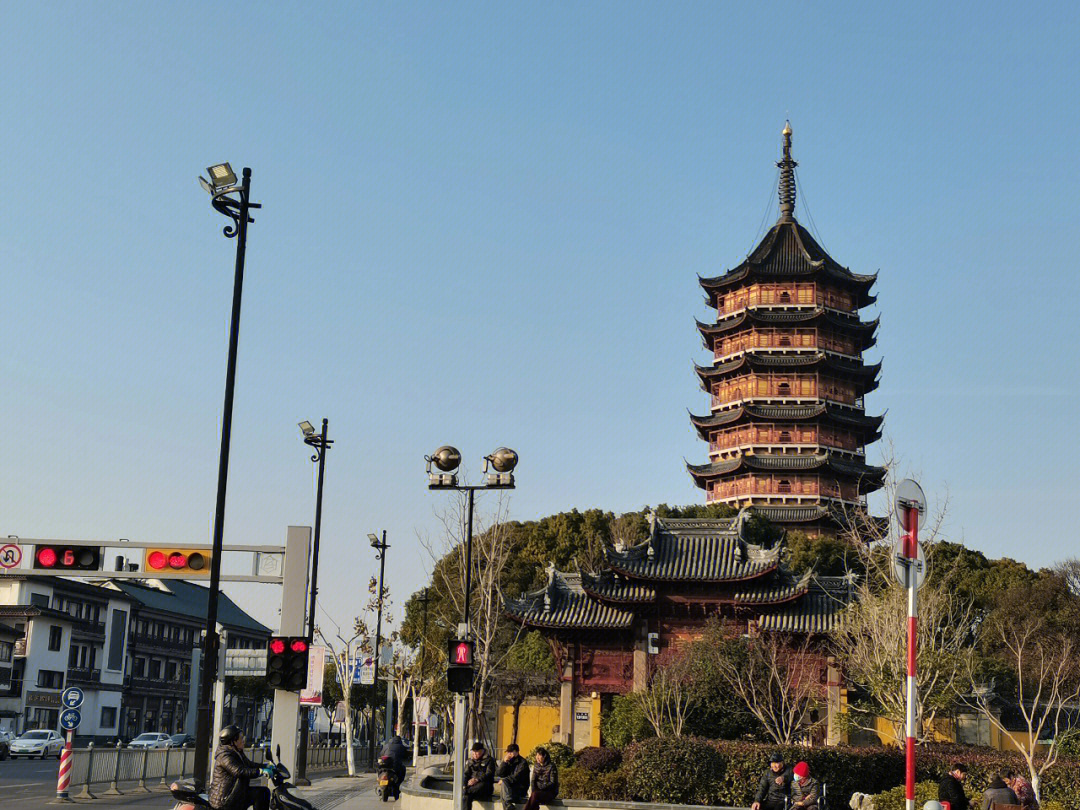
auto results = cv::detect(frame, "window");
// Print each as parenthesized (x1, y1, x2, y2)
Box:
(30, 593, 50, 608)
(778, 334, 791, 347)
(166, 661, 178, 680)
(49, 626, 63, 651)
(107, 610, 127, 671)
(777, 382, 791, 396)
(69, 644, 81, 668)
(37, 669, 64, 689)
(149, 659, 162, 679)
(777, 480, 792, 494)
(133, 657, 146, 677)
(0, 641, 12, 663)
(100, 706, 117, 728)
(779, 430, 792, 443)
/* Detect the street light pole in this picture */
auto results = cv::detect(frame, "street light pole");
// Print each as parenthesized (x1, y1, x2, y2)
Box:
(295, 418, 332, 786)
(368, 531, 389, 770)
(193, 164, 260, 790)
(412, 588, 430, 767)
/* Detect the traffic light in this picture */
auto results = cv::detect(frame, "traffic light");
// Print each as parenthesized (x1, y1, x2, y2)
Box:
(446, 638, 474, 694)
(32, 545, 103, 573)
(267, 636, 310, 691)
(142, 548, 211, 576)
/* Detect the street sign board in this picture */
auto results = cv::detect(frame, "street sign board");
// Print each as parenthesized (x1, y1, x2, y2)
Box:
(224, 649, 268, 678)
(894, 478, 927, 526)
(61, 687, 84, 710)
(300, 645, 326, 706)
(60, 708, 81, 730)
(356, 659, 375, 686)
(893, 540, 927, 590)
(0, 543, 22, 570)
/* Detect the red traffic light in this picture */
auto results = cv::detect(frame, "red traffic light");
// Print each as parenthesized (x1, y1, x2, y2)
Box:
(143, 548, 210, 575)
(169, 553, 188, 569)
(32, 545, 102, 572)
(269, 639, 286, 655)
(290, 639, 308, 653)
(37, 547, 58, 567)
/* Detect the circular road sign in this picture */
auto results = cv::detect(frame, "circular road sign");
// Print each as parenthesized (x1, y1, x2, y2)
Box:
(61, 687, 85, 710)
(60, 708, 81, 731)
(894, 478, 927, 527)
(893, 539, 927, 590)
(0, 543, 22, 570)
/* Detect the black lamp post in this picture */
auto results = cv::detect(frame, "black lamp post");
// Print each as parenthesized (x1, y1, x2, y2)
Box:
(367, 531, 389, 770)
(295, 418, 332, 785)
(424, 445, 517, 810)
(193, 163, 260, 790)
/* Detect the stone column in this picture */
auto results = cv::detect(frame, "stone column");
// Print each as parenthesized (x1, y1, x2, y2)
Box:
(557, 658, 573, 746)
(632, 624, 648, 693)
(825, 656, 846, 745)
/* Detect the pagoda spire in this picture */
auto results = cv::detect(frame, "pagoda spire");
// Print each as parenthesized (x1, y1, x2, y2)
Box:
(777, 121, 798, 222)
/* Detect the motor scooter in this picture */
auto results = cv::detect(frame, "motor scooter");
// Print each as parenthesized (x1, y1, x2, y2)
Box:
(377, 754, 402, 801)
(169, 745, 317, 810)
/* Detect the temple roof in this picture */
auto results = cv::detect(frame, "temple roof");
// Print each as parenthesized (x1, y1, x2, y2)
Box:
(602, 515, 781, 583)
(695, 351, 882, 385)
(686, 451, 886, 489)
(699, 219, 877, 307)
(697, 308, 879, 345)
(756, 575, 855, 633)
(688, 402, 885, 439)
(579, 568, 657, 604)
(731, 568, 813, 605)
(503, 566, 636, 631)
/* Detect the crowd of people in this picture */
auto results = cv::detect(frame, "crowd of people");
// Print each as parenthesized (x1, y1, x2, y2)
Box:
(938, 762, 1038, 810)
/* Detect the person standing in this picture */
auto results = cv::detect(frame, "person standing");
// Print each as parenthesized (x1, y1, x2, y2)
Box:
(939, 763, 970, 810)
(463, 742, 496, 810)
(791, 762, 820, 810)
(496, 744, 531, 810)
(752, 753, 792, 810)
(523, 747, 559, 810)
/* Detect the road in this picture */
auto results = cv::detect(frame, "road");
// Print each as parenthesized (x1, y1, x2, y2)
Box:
(0, 756, 375, 809)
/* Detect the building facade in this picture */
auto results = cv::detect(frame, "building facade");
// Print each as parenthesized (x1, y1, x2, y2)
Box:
(688, 125, 885, 535)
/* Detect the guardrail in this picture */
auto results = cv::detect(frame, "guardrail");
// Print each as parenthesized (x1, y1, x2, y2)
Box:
(67, 743, 370, 799)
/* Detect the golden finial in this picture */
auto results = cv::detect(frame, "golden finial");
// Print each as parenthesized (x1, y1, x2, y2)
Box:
(782, 120, 792, 137)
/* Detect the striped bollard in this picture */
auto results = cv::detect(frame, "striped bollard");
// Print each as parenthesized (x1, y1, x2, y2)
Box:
(54, 729, 74, 802)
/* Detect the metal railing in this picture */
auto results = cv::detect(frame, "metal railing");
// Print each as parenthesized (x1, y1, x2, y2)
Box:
(66, 743, 368, 799)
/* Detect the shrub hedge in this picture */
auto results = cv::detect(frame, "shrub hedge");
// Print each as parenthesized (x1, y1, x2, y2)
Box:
(868, 781, 940, 810)
(574, 745, 623, 773)
(623, 737, 729, 805)
(560, 764, 630, 801)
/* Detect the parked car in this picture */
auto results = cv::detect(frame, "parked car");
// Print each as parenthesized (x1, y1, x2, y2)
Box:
(167, 734, 195, 748)
(9, 730, 64, 759)
(128, 732, 171, 749)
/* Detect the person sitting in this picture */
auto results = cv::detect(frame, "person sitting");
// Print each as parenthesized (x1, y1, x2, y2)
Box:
(208, 726, 273, 810)
(1004, 770, 1037, 810)
(982, 775, 1019, 810)
(463, 742, 496, 810)
(939, 763, 970, 810)
(496, 743, 531, 810)
(791, 761, 820, 810)
(752, 753, 792, 810)
(523, 747, 559, 810)
(380, 734, 410, 798)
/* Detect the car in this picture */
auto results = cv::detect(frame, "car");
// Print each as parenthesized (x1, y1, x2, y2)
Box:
(167, 734, 195, 748)
(9, 730, 64, 759)
(128, 732, 172, 749)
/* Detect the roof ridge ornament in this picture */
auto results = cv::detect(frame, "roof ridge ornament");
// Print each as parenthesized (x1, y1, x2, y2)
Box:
(777, 121, 797, 222)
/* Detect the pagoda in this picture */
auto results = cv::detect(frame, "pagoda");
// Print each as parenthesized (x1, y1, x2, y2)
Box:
(688, 124, 885, 535)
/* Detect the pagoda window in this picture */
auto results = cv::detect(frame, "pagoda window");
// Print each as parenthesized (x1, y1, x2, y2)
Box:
(778, 334, 792, 347)
(777, 479, 792, 494)
(777, 381, 791, 396)
(779, 290, 792, 303)
(779, 430, 792, 443)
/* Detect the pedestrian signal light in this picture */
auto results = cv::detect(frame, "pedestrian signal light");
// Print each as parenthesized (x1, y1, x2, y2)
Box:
(32, 545, 103, 572)
(446, 638, 475, 694)
(143, 548, 210, 576)
(266, 636, 310, 692)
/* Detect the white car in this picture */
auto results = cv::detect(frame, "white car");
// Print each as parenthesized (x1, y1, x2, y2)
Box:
(10, 729, 64, 759)
(128, 732, 172, 749)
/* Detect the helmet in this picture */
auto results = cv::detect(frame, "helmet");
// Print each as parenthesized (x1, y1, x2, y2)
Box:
(923, 802, 944, 810)
(219, 725, 242, 745)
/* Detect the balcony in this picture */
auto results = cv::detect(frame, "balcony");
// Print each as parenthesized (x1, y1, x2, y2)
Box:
(128, 632, 193, 653)
(70, 618, 106, 639)
(67, 666, 102, 685)
(125, 675, 186, 694)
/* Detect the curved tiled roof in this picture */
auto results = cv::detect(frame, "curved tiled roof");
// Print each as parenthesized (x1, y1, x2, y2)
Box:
(686, 451, 886, 485)
(697, 309, 879, 342)
(757, 576, 855, 634)
(731, 568, 813, 605)
(695, 352, 882, 385)
(579, 569, 657, 604)
(698, 220, 878, 306)
(688, 402, 885, 439)
(603, 520, 780, 583)
(503, 568, 635, 630)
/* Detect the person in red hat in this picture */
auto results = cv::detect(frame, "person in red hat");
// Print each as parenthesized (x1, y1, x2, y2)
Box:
(791, 762, 820, 810)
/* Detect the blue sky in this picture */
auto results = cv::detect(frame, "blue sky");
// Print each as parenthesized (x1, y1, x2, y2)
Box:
(2, 2, 1078, 630)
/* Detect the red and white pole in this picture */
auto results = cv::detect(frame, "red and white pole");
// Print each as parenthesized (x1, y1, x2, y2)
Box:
(55, 729, 74, 801)
(904, 505, 920, 810)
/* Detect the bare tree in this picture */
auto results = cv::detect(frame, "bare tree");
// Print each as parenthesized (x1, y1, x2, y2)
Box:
(1054, 558, 1080, 597)
(963, 592, 1080, 801)
(390, 647, 417, 738)
(830, 562, 975, 742)
(713, 634, 823, 745)
(420, 489, 517, 742)
(635, 652, 695, 738)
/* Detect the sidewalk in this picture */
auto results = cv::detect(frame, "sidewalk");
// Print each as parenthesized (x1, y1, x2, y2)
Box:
(292, 773, 380, 810)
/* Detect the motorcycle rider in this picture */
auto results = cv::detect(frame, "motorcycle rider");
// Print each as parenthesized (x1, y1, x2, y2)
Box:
(379, 734, 410, 797)
(208, 726, 273, 810)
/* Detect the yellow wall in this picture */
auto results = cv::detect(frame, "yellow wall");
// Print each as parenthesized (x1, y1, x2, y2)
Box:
(496, 701, 561, 754)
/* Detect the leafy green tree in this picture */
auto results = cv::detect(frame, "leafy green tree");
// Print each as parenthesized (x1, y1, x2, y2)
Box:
(601, 694, 654, 748)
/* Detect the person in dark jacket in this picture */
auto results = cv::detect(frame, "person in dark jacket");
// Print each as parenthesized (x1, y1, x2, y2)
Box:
(496, 744, 531, 810)
(791, 761, 820, 810)
(523, 747, 558, 810)
(939, 763, 970, 810)
(463, 742, 496, 810)
(208, 726, 272, 810)
(982, 776, 1019, 810)
(380, 735, 410, 798)
(752, 753, 792, 810)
